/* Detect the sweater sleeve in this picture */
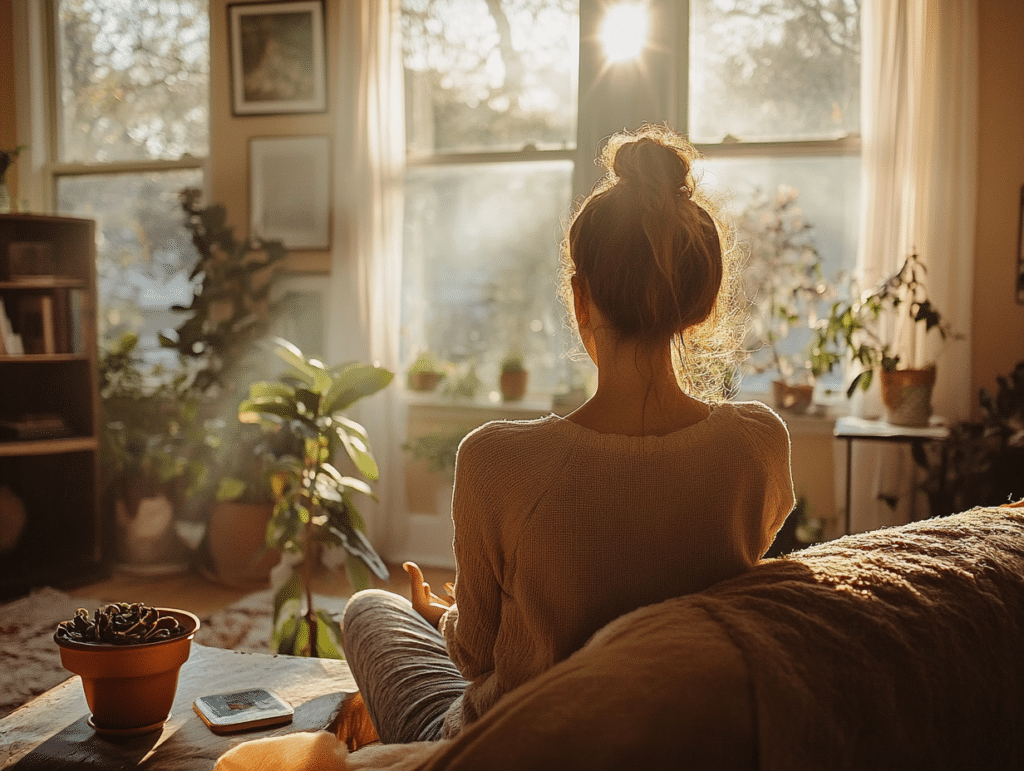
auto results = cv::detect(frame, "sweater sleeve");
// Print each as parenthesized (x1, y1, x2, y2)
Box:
(744, 403, 797, 554)
(442, 431, 504, 681)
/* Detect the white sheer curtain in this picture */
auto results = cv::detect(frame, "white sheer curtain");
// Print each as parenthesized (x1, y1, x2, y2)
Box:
(845, 0, 977, 533)
(328, 0, 406, 554)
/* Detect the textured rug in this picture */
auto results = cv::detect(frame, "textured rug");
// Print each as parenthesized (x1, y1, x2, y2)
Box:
(0, 587, 349, 720)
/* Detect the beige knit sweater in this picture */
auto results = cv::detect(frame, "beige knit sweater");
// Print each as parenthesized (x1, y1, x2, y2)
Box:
(437, 401, 795, 736)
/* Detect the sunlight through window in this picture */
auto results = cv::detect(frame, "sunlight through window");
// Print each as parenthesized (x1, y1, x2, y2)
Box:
(600, 2, 649, 63)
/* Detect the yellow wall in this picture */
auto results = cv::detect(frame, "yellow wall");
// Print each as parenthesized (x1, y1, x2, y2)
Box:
(973, 0, 1024, 410)
(0, 0, 20, 201)
(206, 0, 334, 273)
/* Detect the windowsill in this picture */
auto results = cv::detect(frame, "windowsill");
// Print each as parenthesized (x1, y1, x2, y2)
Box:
(404, 389, 853, 437)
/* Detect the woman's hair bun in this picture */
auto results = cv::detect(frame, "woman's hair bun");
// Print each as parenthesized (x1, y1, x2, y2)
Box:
(612, 136, 692, 198)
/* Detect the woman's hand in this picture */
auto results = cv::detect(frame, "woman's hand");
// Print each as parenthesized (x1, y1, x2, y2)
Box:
(403, 561, 453, 630)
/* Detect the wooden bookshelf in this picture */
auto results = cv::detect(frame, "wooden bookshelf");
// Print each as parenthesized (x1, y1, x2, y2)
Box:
(0, 213, 105, 599)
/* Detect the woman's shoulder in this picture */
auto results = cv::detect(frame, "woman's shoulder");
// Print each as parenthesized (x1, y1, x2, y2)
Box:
(459, 414, 567, 457)
(711, 400, 791, 443)
(454, 415, 574, 486)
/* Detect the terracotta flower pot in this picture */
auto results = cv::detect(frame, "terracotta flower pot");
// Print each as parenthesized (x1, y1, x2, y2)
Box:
(771, 380, 814, 413)
(205, 501, 280, 590)
(408, 371, 443, 392)
(880, 367, 937, 427)
(54, 608, 199, 736)
(500, 370, 528, 402)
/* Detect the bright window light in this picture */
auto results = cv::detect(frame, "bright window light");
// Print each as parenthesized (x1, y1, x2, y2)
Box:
(600, 2, 649, 63)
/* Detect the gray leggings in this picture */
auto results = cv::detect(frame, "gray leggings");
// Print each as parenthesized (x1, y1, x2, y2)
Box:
(340, 589, 468, 744)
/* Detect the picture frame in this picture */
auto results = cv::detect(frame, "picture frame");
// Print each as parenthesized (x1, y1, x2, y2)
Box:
(228, 1, 327, 116)
(249, 135, 331, 250)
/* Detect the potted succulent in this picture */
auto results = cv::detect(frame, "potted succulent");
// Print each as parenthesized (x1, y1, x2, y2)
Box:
(738, 186, 835, 412)
(499, 352, 529, 402)
(811, 251, 952, 427)
(54, 602, 199, 735)
(238, 338, 392, 658)
(407, 351, 446, 392)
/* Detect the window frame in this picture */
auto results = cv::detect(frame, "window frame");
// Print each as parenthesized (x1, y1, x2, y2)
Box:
(36, 0, 208, 215)
(400, 0, 861, 401)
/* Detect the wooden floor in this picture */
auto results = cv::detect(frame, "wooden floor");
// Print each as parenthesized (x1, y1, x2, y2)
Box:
(67, 562, 457, 617)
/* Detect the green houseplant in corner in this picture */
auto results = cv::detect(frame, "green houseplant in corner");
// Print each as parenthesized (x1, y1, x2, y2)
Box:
(239, 338, 392, 657)
(811, 251, 952, 427)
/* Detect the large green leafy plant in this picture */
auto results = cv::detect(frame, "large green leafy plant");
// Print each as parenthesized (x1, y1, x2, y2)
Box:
(239, 339, 392, 657)
(159, 189, 289, 506)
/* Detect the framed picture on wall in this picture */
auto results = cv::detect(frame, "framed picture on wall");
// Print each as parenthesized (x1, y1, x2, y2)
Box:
(250, 135, 331, 250)
(228, 1, 327, 115)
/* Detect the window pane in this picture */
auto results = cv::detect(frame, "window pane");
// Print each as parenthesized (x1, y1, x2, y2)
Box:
(57, 170, 201, 364)
(402, 161, 580, 397)
(698, 154, 861, 393)
(689, 0, 860, 143)
(402, 0, 579, 154)
(57, 0, 210, 163)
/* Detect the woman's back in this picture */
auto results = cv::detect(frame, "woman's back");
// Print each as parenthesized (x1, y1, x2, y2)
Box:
(443, 402, 794, 726)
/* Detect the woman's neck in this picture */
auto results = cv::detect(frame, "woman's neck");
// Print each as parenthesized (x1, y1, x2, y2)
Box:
(566, 334, 710, 437)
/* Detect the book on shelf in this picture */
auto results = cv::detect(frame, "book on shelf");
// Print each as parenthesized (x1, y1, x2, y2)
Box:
(0, 413, 73, 441)
(16, 294, 56, 354)
(0, 298, 19, 355)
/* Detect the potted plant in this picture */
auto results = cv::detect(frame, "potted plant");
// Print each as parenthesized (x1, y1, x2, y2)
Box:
(407, 351, 446, 392)
(738, 186, 835, 412)
(238, 338, 392, 657)
(913, 359, 1024, 517)
(54, 602, 199, 735)
(157, 189, 290, 577)
(811, 251, 952, 427)
(499, 352, 528, 402)
(403, 426, 473, 475)
(99, 332, 201, 569)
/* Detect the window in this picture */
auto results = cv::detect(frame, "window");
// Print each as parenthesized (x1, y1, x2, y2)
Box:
(401, 0, 581, 401)
(400, 0, 861, 399)
(51, 0, 210, 358)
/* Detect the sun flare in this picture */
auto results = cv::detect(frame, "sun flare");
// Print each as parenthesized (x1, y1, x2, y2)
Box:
(600, 2, 650, 63)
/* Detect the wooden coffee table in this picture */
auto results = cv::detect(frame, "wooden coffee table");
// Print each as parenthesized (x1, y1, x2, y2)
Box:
(0, 644, 356, 770)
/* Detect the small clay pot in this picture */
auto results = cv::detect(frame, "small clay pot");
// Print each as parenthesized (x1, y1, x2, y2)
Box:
(54, 608, 199, 736)
(408, 371, 443, 392)
(771, 380, 814, 413)
(880, 367, 936, 427)
(500, 369, 529, 402)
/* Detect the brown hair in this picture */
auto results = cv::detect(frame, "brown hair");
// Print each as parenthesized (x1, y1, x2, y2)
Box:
(559, 124, 745, 400)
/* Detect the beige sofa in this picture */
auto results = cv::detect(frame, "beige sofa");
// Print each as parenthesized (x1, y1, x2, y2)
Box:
(218, 505, 1024, 771)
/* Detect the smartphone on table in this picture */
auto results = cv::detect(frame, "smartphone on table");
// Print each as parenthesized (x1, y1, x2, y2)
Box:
(193, 688, 294, 734)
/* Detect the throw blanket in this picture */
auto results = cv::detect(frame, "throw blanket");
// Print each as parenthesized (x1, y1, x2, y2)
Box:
(217, 506, 1024, 771)
(698, 504, 1024, 770)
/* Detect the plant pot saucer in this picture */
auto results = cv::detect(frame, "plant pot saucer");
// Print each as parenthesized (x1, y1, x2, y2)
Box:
(88, 714, 167, 738)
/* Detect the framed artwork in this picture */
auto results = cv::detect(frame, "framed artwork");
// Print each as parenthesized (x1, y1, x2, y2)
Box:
(249, 135, 331, 250)
(228, 1, 327, 115)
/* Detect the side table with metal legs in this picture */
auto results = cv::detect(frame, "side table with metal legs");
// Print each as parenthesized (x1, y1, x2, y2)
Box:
(833, 416, 950, 536)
